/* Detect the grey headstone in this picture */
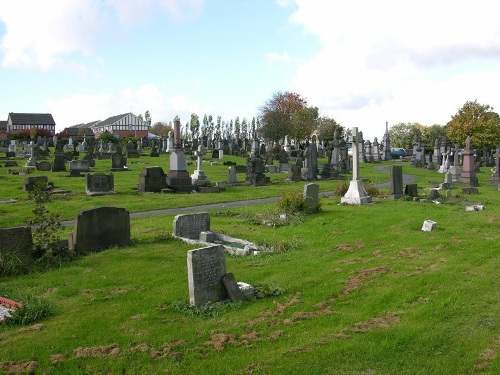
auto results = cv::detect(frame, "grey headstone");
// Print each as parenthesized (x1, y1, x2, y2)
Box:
(303, 183, 319, 213)
(222, 273, 245, 302)
(187, 245, 227, 306)
(69, 206, 130, 253)
(173, 213, 210, 240)
(85, 173, 116, 196)
(421, 220, 437, 232)
(138, 166, 167, 193)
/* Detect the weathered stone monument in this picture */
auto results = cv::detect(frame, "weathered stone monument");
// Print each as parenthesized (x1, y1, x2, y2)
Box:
(460, 136, 479, 187)
(85, 173, 116, 196)
(488, 148, 500, 186)
(138, 166, 167, 193)
(0, 226, 33, 265)
(187, 245, 228, 306)
(191, 145, 211, 187)
(382, 122, 391, 161)
(166, 119, 193, 193)
(303, 183, 319, 213)
(173, 212, 210, 240)
(246, 156, 270, 186)
(341, 127, 372, 205)
(68, 206, 130, 253)
(388, 165, 404, 199)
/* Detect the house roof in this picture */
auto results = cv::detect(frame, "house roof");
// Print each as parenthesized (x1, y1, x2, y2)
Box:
(9, 113, 55, 125)
(98, 113, 130, 127)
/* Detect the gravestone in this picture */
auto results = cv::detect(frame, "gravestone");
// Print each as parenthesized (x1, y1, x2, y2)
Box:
(173, 212, 210, 240)
(85, 173, 116, 196)
(246, 157, 270, 186)
(187, 245, 228, 306)
(222, 273, 245, 302)
(138, 166, 167, 193)
(166, 119, 193, 192)
(36, 161, 52, 171)
(69, 206, 130, 253)
(51, 152, 67, 172)
(0, 226, 33, 265)
(405, 184, 418, 197)
(460, 136, 478, 186)
(228, 167, 237, 185)
(341, 127, 372, 205)
(111, 152, 128, 171)
(22, 176, 49, 191)
(303, 183, 319, 213)
(421, 220, 437, 232)
(69, 159, 90, 173)
(388, 165, 404, 199)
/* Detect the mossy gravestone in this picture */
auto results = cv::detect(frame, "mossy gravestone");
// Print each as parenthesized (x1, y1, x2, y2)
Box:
(187, 245, 228, 306)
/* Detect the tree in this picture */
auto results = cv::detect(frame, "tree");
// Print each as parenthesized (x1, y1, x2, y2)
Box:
(421, 124, 447, 148)
(190, 113, 200, 139)
(150, 122, 172, 138)
(446, 100, 500, 149)
(315, 116, 344, 143)
(97, 131, 119, 144)
(241, 118, 248, 140)
(388, 123, 423, 149)
(258, 91, 308, 143)
(144, 110, 151, 126)
(234, 118, 240, 139)
(290, 106, 319, 142)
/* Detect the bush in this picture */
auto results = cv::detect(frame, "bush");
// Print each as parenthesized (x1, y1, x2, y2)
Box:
(25, 182, 72, 266)
(277, 191, 308, 214)
(4, 295, 53, 326)
(333, 180, 350, 197)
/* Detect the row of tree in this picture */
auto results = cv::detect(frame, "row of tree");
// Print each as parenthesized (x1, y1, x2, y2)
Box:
(148, 94, 500, 151)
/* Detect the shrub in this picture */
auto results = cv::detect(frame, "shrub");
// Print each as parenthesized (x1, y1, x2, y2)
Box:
(25, 182, 72, 266)
(333, 180, 350, 197)
(365, 184, 380, 197)
(277, 191, 308, 214)
(4, 295, 53, 326)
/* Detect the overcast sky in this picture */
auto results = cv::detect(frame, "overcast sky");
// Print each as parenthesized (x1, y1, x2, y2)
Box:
(1, 0, 499, 140)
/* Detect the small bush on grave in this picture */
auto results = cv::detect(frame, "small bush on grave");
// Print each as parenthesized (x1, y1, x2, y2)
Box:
(365, 184, 380, 197)
(25, 182, 73, 266)
(4, 295, 53, 326)
(333, 180, 350, 197)
(276, 191, 308, 214)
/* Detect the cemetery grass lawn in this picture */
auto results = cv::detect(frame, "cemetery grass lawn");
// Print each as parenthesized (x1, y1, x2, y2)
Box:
(1, 158, 499, 373)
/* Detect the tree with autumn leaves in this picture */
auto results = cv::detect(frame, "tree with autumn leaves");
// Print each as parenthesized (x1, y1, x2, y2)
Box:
(258, 91, 320, 143)
(446, 100, 500, 149)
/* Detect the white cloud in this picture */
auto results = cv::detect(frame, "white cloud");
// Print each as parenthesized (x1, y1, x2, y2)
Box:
(46, 83, 205, 131)
(265, 51, 293, 65)
(0, 0, 205, 70)
(286, 0, 500, 139)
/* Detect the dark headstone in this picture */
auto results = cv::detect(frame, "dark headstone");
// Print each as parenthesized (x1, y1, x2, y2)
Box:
(85, 173, 116, 196)
(0, 226, 33, 265)
(51, 153, 66, 172)
(22, 176, 49, 191)
(36, 161, 52, 171)
(462, 187, 479, 194)
(138, 166, 167, 193)
(69, 206, 130, 253)
(388, 165, 404, 199)
(405, 184, 418, 197)
(303, 183, 319, 213)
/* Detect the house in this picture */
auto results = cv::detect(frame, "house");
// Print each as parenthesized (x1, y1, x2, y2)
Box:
(90, 113, 150, 139)
(64, 121, 100, 140)
(7, 113, 56, 136)
(0, 120, 7, 141)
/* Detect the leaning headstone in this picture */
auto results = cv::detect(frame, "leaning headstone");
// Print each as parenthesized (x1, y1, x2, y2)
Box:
(173, 213, 210, 240)
(0, 226, 33, 265)
(85, 173, 116, 196)
(303, 183, 319, 213)
(421, 220, 437, 232)
(388, 165, 404, 199)
(187, 245, 228, 306)
(222, 273, 245, 302)
(69, 206, 130, 253)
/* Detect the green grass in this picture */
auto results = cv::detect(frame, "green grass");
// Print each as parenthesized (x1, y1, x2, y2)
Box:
(0, 152, 499, 374)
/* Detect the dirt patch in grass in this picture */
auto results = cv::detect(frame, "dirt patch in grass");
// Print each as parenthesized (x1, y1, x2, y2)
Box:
(397, 247, 421, 258)
(268, 330, 284, 340)
(474, 337, 500, 371)
(343, 311, 401, 333)
(204, 333, 239, 351)
(335, 243, 354, 252)
(0, 360, 38, 374)
(487, 216, 500, 224)
(340, 265, 389, 298)
(73, 344, 120, 358)
(17, 324, 45, 333)
(246, 292, 301, 327)
(243, 361, 269, 374)
(50, 354, 66, 364)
